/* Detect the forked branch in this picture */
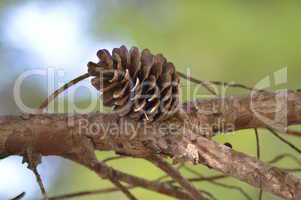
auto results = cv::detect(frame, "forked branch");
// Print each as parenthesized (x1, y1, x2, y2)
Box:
(1, 90, 301, 200)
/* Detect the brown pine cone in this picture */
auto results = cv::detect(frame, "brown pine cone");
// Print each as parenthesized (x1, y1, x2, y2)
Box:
(87, 45, 180, 121)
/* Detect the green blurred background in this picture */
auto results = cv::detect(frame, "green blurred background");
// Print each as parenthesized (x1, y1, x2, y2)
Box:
(0, 0, 300, 199)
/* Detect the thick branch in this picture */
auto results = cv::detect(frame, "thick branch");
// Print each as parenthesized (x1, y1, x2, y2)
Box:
(0, 90, 300, 199)
(184, 90, 301, 136)
(195, 136, 301, 200)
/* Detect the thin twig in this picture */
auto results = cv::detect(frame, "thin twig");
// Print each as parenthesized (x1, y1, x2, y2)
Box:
(182, 166, 252, 200)
(177, 71, 255, 93)
(254, 128, 263, 200)
(209, 80, 254, 91)
(280, 168, 301, 172)
(109, 178, 137, 200)
(10, 192, 26, 200)
(84, 160, 194, 200)
(25, 149, 48, 200)
(177, 70, 274, 98)
(268, 153, 301, 173)
(199, 190, 218, 200)
(268, 153, 301, 166)
(32, 167, 49, 200)
(147, 155, 205, 200)
(267, 128, 301, 154)
(177, 71, 217, 95)
(38, 73, 90, 111)
(167, 174, 228, 185)
(48, 188, 123, 200)
(155, 163, 184, 182)
(206, 181, 252, 200)
(254, 128, 261, 159)
(102, 155, 125, 163)
(48, 176, 227, 200)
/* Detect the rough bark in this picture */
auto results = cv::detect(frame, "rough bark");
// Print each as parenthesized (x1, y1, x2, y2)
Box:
(0, 90, 300, 199)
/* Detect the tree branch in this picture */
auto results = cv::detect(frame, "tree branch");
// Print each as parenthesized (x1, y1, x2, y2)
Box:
(194, 136, 301, 200)
(78, 159, 194, 200)
(146, 155, 205, 200)
(0, 90, 300, 199)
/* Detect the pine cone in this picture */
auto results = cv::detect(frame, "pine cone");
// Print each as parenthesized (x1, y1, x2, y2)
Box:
(87, 45, 180, 121)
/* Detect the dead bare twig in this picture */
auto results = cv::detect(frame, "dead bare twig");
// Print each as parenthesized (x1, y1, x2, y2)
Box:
(24, 148, 48, 200)
(48, 188, 124, 200)
(48, 174, 229, 200)
(84, 160, 194, 200)
(155, 163, 184, 182)
(38, 73, 90, 111)
(182, 166, 252, 200)
(147, 155, 206, 200)
(268, 153, 301, 166)
(109, 178, 137, 200)
(177, 71, 217, 95)
(102, 155, 126, 163)
(10, 192, 26, 200)
(267, 128, 301, 154)
(254, 128, 263, 200)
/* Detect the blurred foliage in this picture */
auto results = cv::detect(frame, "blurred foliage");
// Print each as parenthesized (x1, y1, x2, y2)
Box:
(0, 0, 300, 200)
